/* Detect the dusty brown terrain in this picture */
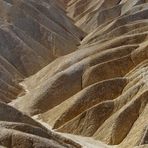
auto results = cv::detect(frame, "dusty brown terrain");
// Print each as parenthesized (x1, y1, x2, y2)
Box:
(0, 0, 148, 147)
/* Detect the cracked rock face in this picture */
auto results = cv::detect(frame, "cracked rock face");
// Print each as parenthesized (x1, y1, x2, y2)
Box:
(0, 0, 148, 147)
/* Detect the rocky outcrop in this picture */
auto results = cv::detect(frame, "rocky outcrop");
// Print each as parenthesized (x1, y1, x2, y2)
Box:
(0, 0, 85, 103)
(0, 0, 148, 147)
(0, 102, 82, 147)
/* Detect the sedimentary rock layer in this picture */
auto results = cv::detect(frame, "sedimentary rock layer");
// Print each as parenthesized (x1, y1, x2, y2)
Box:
(0, 0, 148, 147)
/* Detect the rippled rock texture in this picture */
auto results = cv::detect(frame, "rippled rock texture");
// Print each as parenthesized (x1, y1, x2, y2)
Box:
(0, 0, 148, 147)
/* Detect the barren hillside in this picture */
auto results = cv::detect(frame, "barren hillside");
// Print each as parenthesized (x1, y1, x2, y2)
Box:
(0, 0, 148, 147)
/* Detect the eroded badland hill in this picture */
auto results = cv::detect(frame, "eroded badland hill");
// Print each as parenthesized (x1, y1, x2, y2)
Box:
(0, 0, 148, 147)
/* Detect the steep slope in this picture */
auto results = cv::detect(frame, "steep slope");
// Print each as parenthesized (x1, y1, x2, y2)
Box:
(0, 0, 148, 148)
(0, 101, 82, 148)
(0, 0, 85, 103)
(0, 0, 88, 147)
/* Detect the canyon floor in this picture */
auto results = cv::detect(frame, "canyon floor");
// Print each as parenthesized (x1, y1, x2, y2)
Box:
(0, 0, 148, 147)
